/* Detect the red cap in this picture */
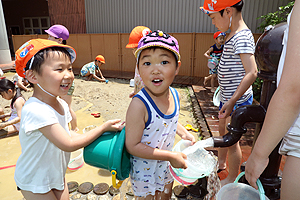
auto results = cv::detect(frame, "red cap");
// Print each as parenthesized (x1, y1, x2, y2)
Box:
(200, 0, 242, 14)
(95, 55, 105, 64)
(15, 39, 76, 78)
(213, 31, 226, 39)
(126, 26, 151, 49)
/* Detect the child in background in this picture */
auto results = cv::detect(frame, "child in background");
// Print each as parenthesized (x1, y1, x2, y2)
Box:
(126, 26, 151, 98)
(0, 78, 25, 136)
(46, 24, 78, 131)
(200, 0, 257, 185)
(203, 31, 225, 92)
(125, 30, 196, 199)
(14, 39, 123, 199)
(45, 24, 69, 45)
(12, 73, 31, 92)
(246, 4, 300, 199)
(80, 55, 108, 83)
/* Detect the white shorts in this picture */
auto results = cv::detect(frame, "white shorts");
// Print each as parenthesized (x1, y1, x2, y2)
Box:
(279, 130, 300, 158)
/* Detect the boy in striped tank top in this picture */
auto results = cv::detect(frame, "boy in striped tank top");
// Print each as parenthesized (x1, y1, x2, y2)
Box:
(125, 30, 195, 199)
(200, 0, 258, 186)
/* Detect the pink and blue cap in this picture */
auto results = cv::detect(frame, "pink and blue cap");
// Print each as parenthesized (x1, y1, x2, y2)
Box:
(135, 30, 180, 61)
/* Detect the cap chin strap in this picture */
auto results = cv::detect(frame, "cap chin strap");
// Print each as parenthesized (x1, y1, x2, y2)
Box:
(37, 83, 56, 97)
(28, 56, 56, 98)
(28, 56, 35, 70)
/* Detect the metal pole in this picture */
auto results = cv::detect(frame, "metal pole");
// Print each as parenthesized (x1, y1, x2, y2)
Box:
(0, 0, 11, 64)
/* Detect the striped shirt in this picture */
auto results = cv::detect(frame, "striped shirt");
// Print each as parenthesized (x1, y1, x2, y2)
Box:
(218, 29, 255, 104)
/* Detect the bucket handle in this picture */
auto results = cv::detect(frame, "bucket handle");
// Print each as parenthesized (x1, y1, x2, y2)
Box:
(111, 170, 123, 189)
(234, 171, 266, 200)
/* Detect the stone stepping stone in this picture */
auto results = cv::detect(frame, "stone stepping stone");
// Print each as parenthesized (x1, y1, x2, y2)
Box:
(109, 185, 120, 196)
(93, 183, 109, 195)
(67, 181, 79, 193)
(173, 185, 189, 198)
(78, 182, 94, 194)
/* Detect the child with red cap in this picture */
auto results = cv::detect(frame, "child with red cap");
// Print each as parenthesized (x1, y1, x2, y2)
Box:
(13, 39, 123, 199)
(126, 26, 151, 98)
(200, 0, 258, 186)
(125, 30, 195, 199)
(203, 31, 225, 92)
(80, 55, 108, 83)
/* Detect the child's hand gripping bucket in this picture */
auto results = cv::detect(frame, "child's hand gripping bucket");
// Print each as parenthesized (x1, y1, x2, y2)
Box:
(170, 139, 217, 185)
(216, 172, 269, 200)
(83, 127, 131, 189)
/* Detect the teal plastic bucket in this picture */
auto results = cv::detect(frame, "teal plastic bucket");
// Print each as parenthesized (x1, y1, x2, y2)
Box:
(83, 127, 131, 181)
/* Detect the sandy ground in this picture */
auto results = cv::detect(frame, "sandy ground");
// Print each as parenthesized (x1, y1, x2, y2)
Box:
(0, 72, 198, 200)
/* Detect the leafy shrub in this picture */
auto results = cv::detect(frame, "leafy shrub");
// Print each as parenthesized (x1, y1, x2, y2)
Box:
(253, 1, 294, 102)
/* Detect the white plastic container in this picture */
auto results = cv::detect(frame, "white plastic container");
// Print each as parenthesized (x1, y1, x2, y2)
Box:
(130, 79, 135, 87)
(216, 172, 269, 200)
(170, 139, 217, 185)
(68, 149, 84, 170)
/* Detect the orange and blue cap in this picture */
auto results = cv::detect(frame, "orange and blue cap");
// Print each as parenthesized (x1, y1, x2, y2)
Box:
(200, 0, 242, 14)
(15, 39, 76, 78)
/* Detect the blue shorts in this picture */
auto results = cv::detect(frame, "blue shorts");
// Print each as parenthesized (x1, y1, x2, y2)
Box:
(219, 95, 253, 116)
(209, 66, 218, 75)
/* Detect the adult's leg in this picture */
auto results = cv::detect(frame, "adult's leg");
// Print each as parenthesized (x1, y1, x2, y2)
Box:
(281, 155, 300, 200)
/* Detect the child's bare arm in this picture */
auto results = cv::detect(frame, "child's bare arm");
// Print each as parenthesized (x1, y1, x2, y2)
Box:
(176, 122, 196, 144)
(204, 47, 213, 59)
(219, 53, 257, 118)
(125, 98, 187, 169)
(0, 112, 11, 119)
(0, 98, 25, 128)
(97, 69, 105, 79)
(40, 119, 124, 152)
(17, 79, 29, 91)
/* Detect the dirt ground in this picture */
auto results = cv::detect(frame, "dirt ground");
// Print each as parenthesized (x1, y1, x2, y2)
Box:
(0, 73, 197, 131)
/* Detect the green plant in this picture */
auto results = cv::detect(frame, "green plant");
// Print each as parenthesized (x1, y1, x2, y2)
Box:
(257, 1, 294, 32)
(253, 1, 294, 102)
(253, 77, 263, 102)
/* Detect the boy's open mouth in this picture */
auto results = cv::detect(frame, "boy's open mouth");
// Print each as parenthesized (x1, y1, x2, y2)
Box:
(152, 79, 162, 84)
(60, 84, 69, 88)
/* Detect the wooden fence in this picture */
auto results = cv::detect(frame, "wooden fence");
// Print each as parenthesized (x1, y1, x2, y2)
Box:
(12, 33, 261, 77)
